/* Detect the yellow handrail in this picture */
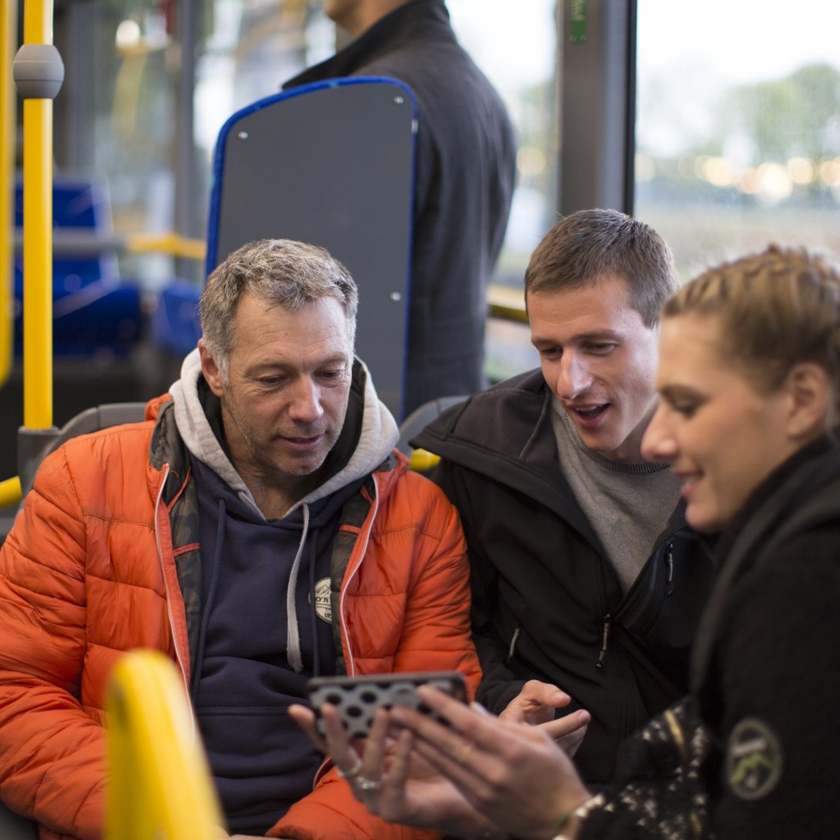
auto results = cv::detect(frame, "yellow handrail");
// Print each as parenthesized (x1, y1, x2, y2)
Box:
(0, 0, 16, 389)
(487, 283, 528, 324)
(105, 650, 223, 840)
(408, 448, 440, 472)
(21, 0, 55, 430)
(126, 231, 206, 261)
(0, 476, 22, 509)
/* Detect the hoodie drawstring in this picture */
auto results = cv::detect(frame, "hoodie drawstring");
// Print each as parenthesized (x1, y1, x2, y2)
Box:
(308, 536, 321, 677)
(286, 503, 310, 673)
(192, 496, 320, 682)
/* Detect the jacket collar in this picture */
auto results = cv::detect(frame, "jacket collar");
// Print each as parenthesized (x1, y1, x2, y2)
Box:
(165, 349, 398, 519)
(414, 368, 694, 552)
(712, 434, 837, 569)
(283, 0, 453, 88)
(412, 369, 606, 545)
(690, 436, 840, 695)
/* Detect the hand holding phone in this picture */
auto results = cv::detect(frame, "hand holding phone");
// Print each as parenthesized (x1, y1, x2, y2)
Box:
(306, 670, 467, 739)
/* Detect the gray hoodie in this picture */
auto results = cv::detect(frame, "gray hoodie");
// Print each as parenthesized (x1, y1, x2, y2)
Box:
(167, 349, 400, 834)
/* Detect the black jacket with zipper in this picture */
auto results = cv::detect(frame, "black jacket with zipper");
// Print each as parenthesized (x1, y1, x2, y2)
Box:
(412, 368, 716, 783)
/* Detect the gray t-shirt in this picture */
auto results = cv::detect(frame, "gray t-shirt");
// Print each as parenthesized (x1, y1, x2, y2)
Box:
(551, 397, 682, 593)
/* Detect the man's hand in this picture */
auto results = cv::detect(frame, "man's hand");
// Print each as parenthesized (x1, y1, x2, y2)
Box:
(500, 680, 590, 757)
(288, 703, 501, 838)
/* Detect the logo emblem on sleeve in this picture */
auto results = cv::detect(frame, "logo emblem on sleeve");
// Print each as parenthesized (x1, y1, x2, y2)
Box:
(725, 717, 783, 800)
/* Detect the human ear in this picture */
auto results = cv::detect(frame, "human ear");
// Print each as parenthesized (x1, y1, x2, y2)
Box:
(784, 363, 831, 440)
(198, 340, 225, 398)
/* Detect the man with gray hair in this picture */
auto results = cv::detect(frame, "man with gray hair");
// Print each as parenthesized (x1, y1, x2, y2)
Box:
(0, 239, 480, 840)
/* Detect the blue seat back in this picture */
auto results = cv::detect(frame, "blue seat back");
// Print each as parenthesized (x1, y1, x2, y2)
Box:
(201, 77, 416, 419)
(13, 177, 142, 357)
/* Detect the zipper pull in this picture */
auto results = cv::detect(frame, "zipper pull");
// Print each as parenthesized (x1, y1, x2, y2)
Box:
(596, 613, 611, 669)
(507, 627, 521, 661)
(665, 542, 674, 596)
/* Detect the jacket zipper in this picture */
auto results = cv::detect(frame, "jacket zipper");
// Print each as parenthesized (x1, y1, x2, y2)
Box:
(339, 477, 380, 676)
(597, 540, 675, 667)
(508, 627, 521, 660)
(596, 612, 611, 669)
(665, 541, 674, 596)
(154, 465, 195, 732)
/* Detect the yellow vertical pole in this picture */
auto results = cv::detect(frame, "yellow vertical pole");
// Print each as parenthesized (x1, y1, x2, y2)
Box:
(106, 651, 223, 840)
(11, 0, 63, 496)
(0, 0, 16, 388)
(21, 0, 54, 429)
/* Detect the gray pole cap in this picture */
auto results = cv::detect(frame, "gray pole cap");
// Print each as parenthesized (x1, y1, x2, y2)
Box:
(13, 43, 65, 100)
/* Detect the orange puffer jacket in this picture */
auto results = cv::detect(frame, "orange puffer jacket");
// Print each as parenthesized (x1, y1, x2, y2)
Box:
(0, 395, 480, 840)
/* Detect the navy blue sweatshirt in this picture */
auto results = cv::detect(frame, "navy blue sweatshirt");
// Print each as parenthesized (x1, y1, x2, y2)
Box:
(190, 455, 361, 834)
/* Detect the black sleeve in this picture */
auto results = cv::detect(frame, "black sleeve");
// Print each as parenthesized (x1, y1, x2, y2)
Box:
(707, 530, 840, 840)
(572, 696, 711, 840)
(579, 529, 840, 840)
(434, 458, 525, 713)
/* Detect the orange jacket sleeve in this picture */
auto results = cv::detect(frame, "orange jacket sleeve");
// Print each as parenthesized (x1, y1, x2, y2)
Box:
(0, 449, 106, 840)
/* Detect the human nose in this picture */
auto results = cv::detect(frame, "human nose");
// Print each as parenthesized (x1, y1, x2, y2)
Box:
(641, 402, 678, 462)
(555, 351, 593, 401)
(287, 376, 324, 424)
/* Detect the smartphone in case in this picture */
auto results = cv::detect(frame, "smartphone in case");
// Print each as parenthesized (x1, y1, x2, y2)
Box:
(306, 670, 467, 739)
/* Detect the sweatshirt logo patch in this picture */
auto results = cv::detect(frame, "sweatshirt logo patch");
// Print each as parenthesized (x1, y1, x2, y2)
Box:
(312, 577, 332, 624)
(726, 717, 783, 800)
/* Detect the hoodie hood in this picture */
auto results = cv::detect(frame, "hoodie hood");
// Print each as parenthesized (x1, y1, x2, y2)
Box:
(169, 348, 399, 519)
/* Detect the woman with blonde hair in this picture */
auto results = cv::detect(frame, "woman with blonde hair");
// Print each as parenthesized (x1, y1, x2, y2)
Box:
(292, 244, 840, 840)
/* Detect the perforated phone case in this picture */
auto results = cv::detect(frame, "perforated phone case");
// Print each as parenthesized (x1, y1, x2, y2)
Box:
(307, 671, 466, 739)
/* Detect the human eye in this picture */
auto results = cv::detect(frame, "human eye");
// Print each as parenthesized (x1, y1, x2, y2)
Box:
(584, 341, 617, 355)
(672, 402, 697, 418)
(538, 345, 562, 360)
(318, 365, 348, 383)
(664, 395, 698, 418)
(257, 373, 287, 389)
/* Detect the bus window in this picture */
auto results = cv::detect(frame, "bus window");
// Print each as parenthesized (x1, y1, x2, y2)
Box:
(635, 0, 840, 282)
(448, 0, 559, 291)
(447, 0, 556, 380)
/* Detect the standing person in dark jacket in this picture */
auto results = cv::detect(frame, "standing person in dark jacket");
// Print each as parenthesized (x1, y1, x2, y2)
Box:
(297, 244, 840, 840)
(283, 0, 517, 415)
(410, 209, 717, 785)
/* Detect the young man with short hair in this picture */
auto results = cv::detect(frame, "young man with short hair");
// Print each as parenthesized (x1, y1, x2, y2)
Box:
(413, 209, 716, 783)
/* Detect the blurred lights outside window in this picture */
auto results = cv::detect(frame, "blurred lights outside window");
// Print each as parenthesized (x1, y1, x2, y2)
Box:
(635, 0, 840, 282)
(446, 0, 556, 380)
(447, 0, 558, 288)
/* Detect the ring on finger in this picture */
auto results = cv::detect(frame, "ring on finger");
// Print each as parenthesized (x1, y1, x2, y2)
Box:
(338, 757, 363, 780)
(356, 775, 381, 793)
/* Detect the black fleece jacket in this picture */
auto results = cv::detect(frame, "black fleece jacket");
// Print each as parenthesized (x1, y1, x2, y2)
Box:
(412, 369, 716, 783)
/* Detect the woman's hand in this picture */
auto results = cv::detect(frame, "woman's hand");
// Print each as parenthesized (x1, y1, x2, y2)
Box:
(389, 686, 592, 840)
